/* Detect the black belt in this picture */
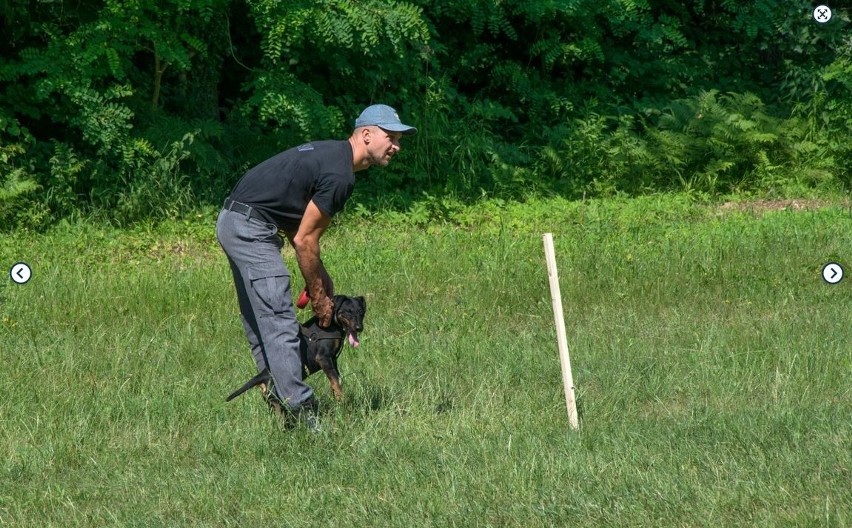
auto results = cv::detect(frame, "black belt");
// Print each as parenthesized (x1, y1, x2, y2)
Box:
(223, 198, 276, 226)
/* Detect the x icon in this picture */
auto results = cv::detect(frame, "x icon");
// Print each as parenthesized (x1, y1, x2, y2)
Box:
(813, 5, 832, 23)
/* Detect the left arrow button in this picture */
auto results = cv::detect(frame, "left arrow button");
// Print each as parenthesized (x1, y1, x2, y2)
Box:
(10, 262, 32, 285)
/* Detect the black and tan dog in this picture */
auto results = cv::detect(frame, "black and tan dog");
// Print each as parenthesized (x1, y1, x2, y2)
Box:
(226, 295, 366, 403)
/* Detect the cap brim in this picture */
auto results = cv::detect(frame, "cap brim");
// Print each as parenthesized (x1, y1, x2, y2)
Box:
(378, 124, 418, 136)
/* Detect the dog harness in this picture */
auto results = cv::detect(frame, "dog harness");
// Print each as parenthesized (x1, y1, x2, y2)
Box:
(300, 325, 345, 345)
(298, 320, 347, 379)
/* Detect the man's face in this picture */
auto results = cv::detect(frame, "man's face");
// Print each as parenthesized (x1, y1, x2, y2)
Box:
(366, 127, 403, 167)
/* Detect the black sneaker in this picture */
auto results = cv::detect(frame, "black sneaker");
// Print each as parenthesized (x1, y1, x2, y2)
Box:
(294, 397, 322, 434)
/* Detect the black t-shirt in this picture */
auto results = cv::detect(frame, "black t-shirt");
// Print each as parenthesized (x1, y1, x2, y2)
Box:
(228, 140, 355, 232)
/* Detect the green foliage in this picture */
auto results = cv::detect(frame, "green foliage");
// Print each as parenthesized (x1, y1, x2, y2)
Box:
(816, 42, 852, 189)
(649, 91, 788, 194)
(241, 0, 429, 142)
(110, 133, 198, 225)
(242, 71, 345, 142)
(0, 111, 44, 227)
(0, 0, 234, 227)
(46, 142, 88, 220)
(532, 89, 849, 199)
(0, 0, 850, 228)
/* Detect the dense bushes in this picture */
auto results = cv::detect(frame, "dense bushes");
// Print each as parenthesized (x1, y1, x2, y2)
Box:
(0, 0, 849, 229)
(534, 88, 849, 199)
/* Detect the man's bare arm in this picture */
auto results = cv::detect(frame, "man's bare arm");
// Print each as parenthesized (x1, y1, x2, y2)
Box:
(290, 200, 334, 325)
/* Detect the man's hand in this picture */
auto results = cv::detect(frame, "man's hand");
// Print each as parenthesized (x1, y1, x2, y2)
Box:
(312, 295, 334, 327)
(308, 269, 334, 327)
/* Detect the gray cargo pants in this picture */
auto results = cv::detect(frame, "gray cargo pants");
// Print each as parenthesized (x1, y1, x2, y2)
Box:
(216, 207, 314, 410)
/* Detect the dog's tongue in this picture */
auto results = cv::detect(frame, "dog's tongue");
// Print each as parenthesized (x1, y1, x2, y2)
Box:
(348, 332, 360, 348)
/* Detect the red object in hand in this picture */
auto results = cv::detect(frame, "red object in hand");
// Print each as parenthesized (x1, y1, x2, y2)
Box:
(296, 288, 310, 309)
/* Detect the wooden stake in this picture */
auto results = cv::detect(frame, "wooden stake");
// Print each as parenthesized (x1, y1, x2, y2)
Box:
(543, 233, 579, 430)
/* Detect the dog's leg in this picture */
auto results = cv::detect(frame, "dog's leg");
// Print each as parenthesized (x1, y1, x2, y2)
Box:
(246, 373, 288, 424)
(328, 376, 343, 402)
(265, 393, 287, 423)
(316, 356, 344, 401)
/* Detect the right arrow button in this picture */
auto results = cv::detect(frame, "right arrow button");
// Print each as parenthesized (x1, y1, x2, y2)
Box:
(822, 263, 844, 285)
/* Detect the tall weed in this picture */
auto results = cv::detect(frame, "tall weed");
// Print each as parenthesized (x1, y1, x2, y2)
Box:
(0, 112, 44, 228)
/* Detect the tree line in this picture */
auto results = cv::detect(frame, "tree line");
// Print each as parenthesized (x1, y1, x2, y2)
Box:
(0, 0, 849, 228)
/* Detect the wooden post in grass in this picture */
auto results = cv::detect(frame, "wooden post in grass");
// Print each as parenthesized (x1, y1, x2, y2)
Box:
(543, 233, 579, 430)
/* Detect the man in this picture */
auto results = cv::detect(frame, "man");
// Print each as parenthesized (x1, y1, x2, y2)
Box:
(216, 104, 416, 430)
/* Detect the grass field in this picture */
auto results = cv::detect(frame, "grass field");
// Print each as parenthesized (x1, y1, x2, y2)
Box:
(1, 195, 850, 526)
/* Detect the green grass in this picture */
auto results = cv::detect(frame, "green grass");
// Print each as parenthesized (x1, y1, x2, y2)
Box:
(1, 195, 850, 526)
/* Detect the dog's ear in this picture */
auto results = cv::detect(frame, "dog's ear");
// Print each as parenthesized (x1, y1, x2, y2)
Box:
(356, 296, 366, 314)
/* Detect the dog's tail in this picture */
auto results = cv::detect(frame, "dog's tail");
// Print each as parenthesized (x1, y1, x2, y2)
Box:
(225, 368, 272, 402)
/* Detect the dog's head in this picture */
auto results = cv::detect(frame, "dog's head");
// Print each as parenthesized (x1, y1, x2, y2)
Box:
(333, 295, 366, 348)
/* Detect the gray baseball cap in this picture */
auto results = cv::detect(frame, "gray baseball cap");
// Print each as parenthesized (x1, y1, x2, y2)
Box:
(355, 104, 417, 136)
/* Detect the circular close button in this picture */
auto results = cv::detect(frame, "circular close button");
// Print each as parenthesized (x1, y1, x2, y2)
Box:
(813, 5, 832, 23)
